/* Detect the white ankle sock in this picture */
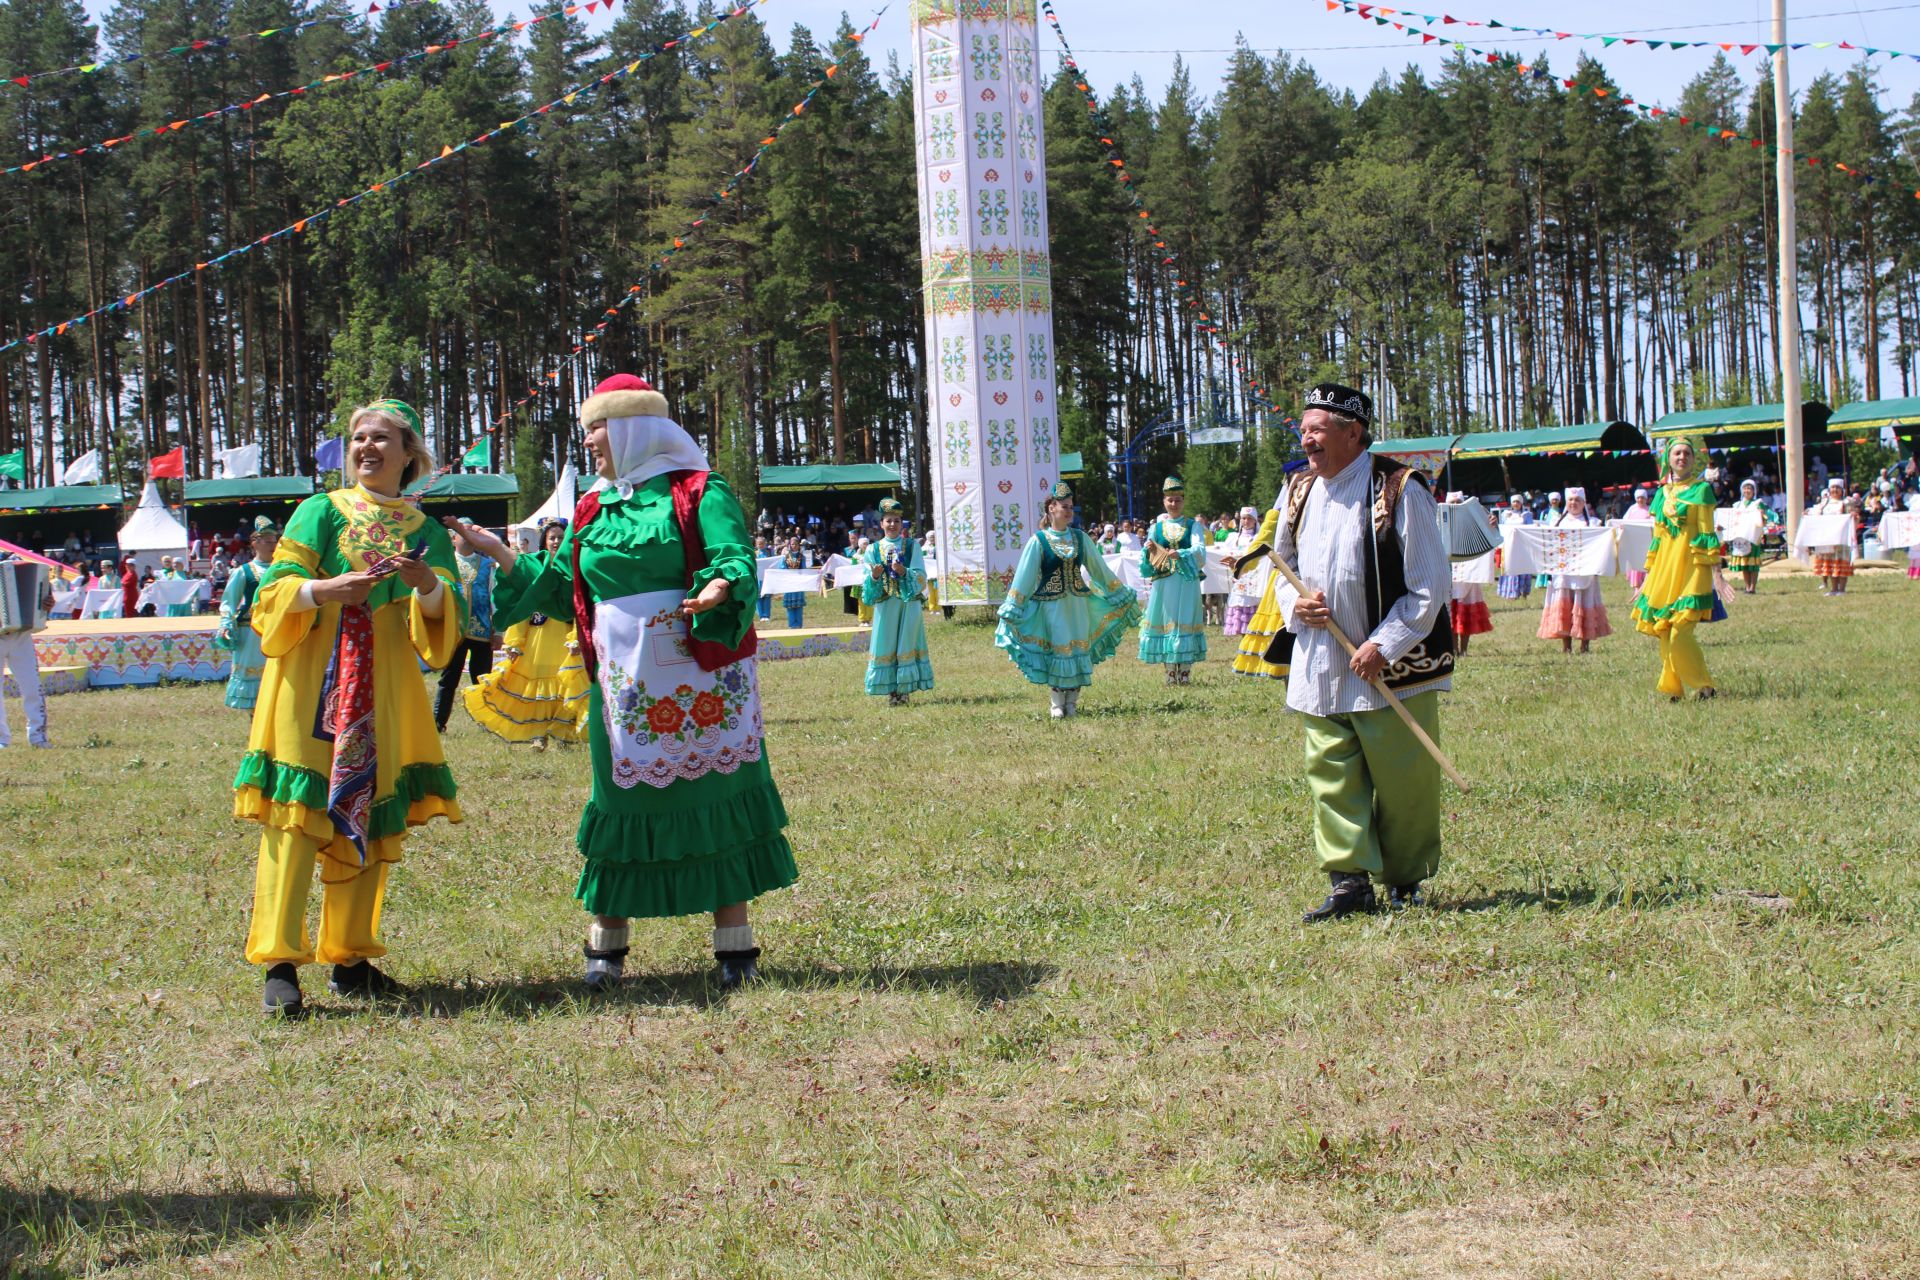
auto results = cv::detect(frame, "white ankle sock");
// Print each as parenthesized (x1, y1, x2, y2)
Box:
(587, 920, 629, 952)
(713, 924, 756, 954)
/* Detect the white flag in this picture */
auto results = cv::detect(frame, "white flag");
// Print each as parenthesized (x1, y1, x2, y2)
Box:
(61, 449, 101, 485)
(218, 444, 262, 479)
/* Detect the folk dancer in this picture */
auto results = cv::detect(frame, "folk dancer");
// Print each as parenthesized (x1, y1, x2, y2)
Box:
(1810, 478, 1855, 596)
(0, 548, 53, 749)
(1724, 478, 1780, 594)
(1496, 494, 1535, 598)
(463, 519, 590, 749)
(1620, 488, 1656, 591)
(1631, 436, 1719, 702)
(1137, 477, 1209, 685)
(212, 516, 280, 711)
(995, 483, 1142, 719)
(1269, 385, 1453, 922)
(1536, 487, 1611, 655)
(1444, 491, 1493, 655)
(434, 524, 498, 731)
(1222, 507, 1265, 638)
(454, 375, 796, 992)
(861, 498, 935, 706)
(235, 400, 464, 1015)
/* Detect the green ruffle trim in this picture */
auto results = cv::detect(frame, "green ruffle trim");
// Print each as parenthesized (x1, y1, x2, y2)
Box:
(576, 773, 789, 867)
(1690, 532, 1722, 553)
(1633, 591, 1717, 623)
(576, 832, 798, 919)
(1653, 481, 1715, 539)
(232, 751, 458, 841)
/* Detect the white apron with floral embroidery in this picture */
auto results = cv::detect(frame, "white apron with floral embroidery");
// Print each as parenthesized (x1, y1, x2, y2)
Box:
(593, 588, 765, 790)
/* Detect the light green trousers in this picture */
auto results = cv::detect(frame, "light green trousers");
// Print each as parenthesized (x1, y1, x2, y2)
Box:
(1301, 691, 1443, 885)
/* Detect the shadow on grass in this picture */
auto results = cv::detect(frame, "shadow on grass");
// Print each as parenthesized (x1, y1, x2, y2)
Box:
(1444, 881, 1709, 913)
(0, 1185, 322, 1277)
(336, 959, 1057, 1020)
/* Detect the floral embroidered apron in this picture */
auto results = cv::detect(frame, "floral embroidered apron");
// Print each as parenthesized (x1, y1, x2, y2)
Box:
(594, 588, 764, 789)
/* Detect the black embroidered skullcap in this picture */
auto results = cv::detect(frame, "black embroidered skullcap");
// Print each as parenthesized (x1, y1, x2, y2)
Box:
(1303, 383, 1373, 426)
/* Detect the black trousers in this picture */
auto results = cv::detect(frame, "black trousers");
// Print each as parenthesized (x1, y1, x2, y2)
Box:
(434, 638, 494, 729)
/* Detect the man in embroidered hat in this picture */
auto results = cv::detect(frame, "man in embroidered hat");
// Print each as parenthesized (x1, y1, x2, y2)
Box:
(1263, 383, 1454, 921)
(213, 514, 281, 711)
(1138, 476, 1209, 684)
(449, 374, 795, 992)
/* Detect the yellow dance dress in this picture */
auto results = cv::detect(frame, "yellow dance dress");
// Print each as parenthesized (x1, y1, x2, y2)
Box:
(1631, 478, 1719, 697)
(464, 606, 591, 743)
(1230, 506, 1290, 680)
(234, 486, 464, 966)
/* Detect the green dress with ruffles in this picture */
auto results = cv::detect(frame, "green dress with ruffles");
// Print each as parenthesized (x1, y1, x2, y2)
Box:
(491, 473, 797, 919)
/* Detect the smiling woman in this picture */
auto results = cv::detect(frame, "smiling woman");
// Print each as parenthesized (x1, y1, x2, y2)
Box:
(452, 374, 796, 994)
(233, 399, 465, 1017)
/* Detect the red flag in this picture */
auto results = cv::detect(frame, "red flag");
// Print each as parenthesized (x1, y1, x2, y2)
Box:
(149, 446, 185, 478)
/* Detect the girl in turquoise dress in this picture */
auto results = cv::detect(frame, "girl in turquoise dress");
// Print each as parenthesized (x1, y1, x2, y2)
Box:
(212, 517, 279, 710)
(1137, 475, 1208, 684)
(860, 498, 935, 704)
(450, 375, 795, 992)
(995, 483, 1143, 719)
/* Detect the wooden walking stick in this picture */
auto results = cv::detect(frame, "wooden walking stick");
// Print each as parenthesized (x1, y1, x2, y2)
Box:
(1268, 555, 1472, 793)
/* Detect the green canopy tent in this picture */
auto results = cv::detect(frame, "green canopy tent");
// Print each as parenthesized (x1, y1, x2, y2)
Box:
(183, 477, 316, 542)
(1826, 398, 1920, 457)
(402, 473, 519, 527)
(1439, 422, 1651, 499)
(758, 463, 904, 527)
(0, 483, 123, 555)
(1647, 402, 1836, 488)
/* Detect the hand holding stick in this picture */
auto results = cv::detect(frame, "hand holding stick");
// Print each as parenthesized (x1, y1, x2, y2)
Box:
(1269, 555, 1471, 793)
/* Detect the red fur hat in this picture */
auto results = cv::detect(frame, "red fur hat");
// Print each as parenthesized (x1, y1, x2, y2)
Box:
(579, 373, 668, 426)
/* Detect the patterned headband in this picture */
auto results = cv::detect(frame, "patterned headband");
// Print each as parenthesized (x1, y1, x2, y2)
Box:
(363, 398, 422, 436)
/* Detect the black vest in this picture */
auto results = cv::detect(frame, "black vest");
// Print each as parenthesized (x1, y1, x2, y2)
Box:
(1263, 456, 1455, 691)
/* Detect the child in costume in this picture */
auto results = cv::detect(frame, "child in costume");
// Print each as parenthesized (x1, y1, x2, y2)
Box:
(213, 516, 280, 711)
(463, 519, 590, 748)
(860, 498, 935, 705)
(452, 375, 795, 992)
(234, 400, 464, 1015)
(1632, 436, 1719, 701)
(1443, 492, 1493, 655)
(995, 483, 1142, 719)
(1723, 478, 1780, 594)
(1137, 476, 1209, 685)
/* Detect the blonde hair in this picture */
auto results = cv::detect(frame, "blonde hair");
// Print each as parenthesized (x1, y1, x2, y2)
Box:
(347, 404, 436, 487)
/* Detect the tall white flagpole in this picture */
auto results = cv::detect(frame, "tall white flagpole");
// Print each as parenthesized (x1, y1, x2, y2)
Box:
(1774, 0, 1805, 546)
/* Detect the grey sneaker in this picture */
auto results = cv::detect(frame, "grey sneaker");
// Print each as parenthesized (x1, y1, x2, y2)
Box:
(583, 944, 627, 992)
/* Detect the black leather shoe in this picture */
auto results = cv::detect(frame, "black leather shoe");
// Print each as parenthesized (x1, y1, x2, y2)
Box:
(714, 948, 762, 991)
(1388, 882, 1423, 910)
(262, 963, 304, 1016)
(1303, 873, 1376, 924)
(329, 961, 400, 999)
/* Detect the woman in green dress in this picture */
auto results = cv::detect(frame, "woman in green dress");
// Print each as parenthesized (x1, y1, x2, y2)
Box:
(860, 497, 934, 705)
(1136, 476, 1208, 684)
(995, 483, 1142, 719)
(449, 375, 795, 992)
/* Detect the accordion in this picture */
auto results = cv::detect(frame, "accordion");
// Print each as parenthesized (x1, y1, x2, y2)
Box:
(1436, 499, 1499, 563)
(0, 560, 52, 636)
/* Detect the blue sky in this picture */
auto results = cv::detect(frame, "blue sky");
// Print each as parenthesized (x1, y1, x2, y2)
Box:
(75, 0, 1920, 116)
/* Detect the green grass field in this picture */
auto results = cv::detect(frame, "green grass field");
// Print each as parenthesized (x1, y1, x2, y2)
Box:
(2, 572, 1917, 1278)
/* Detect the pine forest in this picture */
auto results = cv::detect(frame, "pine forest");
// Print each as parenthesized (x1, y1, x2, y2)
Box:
(5, 0, 1920, 516)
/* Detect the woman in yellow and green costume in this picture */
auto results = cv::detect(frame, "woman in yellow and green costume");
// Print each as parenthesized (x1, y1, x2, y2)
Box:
(235, 400, 465, 1015)
(1632, 435, 1719, 701)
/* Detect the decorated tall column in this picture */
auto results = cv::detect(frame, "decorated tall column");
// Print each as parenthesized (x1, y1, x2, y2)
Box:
(912, 0, 1058, 606)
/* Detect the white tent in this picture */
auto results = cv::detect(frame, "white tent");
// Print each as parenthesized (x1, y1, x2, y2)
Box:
(517, 463, 579, 550)
(117, 481, 189, 573)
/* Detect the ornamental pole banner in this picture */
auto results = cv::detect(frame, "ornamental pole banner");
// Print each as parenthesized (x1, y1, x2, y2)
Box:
(1499, 523, 1619, 577)
(913, 0, 1057, 607)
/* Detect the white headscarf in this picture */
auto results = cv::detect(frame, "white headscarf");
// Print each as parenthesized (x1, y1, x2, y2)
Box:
(593, 415, 709, 501)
